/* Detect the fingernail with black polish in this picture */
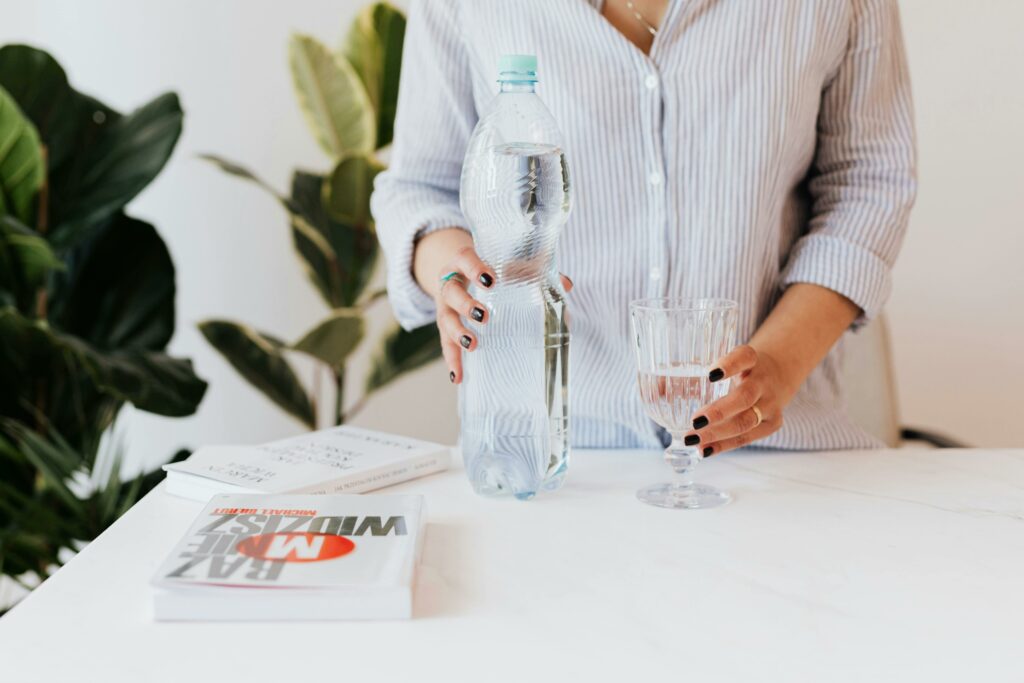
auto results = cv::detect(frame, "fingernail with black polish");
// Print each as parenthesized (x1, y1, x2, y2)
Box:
(703, 447, 715, 458)
(684, 434, 700, 446)
(693, 415, 709, 430)
(471, 307, 485, 322)
(449, 371, 455, 383)
(479, 273, 493, 288)
(460, 335, 472, 349)
(708, 368, 725, 382)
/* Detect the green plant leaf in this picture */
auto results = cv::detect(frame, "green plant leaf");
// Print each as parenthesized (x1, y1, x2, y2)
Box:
(49, 213, 173, 351)
(323, 153, 384, 227)
(197, 153, 285, 197)
(291, 170, 379, 308)
(68, 340, 206, 417)
(0, 427, 80, 581)
(0, 44, 84, 173)
(292, 308, 365, 368)
(95, 446, 126, 525)
(342, 8, 382, 113)
(341, 3, 406, 149)
(365, 323, 443, 393)
(201, 154, 379, 310)
(0, 45, 154, 249)
(47, 92, 183, 249)
(197, 154, 343, 289)
(290, 171, 345, 307)
(200, 154, 376, 309)
(0, 306, 207, 417)
(0, 215, 63, 294)
(48, 213, 174, 351)
(199, 320, 315, 428)
(0, 293, 121, 457)
(0, 85, 45, 224)
(289, 34, 375, 158)
(0, 420, 86, 517)
(0, 460, 70, 578)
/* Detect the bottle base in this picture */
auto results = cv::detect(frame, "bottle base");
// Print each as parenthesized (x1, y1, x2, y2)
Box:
(467, 464, 538, 500)
(462, 432, 568, 501)
(465, 453, 567, 501)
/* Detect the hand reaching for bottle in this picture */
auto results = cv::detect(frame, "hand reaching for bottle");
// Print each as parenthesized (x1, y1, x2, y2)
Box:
(412, 228, 572, 384)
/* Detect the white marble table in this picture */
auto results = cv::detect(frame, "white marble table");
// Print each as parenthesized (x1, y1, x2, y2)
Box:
(1, 447, 1022, 682)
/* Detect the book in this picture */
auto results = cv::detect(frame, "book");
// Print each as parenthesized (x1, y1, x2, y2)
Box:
(162, 425, 450, 502)
(152, 493, 425, 621)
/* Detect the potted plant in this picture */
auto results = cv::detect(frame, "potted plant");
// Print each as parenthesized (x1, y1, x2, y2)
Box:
(201, 2, 440, 429)
(0, 45, 206, 607)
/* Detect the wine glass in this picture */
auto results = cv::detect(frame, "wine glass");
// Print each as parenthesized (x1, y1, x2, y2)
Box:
(629, 298, 739, 509)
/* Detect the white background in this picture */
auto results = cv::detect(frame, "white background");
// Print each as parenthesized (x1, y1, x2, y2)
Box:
(3, 0, 1022, 472)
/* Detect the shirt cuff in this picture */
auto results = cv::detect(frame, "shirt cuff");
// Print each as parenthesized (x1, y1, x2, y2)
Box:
(385, 214, 469, 331)
(780, 233, 892, 330)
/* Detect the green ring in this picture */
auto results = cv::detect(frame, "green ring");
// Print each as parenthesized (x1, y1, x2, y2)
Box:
(440, 271, 461, 282)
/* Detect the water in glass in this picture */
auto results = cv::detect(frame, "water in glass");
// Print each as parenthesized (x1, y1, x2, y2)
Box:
(630, 299, 738, 509)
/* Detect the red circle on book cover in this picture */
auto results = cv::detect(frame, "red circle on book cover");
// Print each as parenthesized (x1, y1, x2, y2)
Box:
(236, 532, 355, 563)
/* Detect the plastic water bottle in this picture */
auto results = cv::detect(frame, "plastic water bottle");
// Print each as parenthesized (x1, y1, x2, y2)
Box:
(458, 54, 572, 500)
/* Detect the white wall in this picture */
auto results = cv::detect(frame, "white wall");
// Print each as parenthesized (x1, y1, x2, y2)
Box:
(890, 0, 1024, 446)
(2, 0, 1021, 472)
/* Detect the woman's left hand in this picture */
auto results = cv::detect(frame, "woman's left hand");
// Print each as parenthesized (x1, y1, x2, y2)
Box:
(685, 344, 799, 457)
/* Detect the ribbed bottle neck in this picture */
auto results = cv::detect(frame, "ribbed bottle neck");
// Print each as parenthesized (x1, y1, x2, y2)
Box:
(499, 80, 536, 94)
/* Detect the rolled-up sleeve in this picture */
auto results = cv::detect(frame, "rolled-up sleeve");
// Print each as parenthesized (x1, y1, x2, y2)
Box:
(370, 0, 477, 330)
(781, 0, 917, 328)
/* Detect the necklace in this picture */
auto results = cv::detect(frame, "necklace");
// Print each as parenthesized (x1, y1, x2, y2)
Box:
(623, 0, 659, 37)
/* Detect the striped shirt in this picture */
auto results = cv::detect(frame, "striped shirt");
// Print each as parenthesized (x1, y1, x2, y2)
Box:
(372, 0, 917, 450)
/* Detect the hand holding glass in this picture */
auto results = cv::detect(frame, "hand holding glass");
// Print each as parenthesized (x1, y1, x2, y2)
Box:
(630, 298, 739, 509)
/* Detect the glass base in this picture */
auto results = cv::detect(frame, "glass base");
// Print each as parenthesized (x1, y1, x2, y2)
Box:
(636, 482, 731, 510)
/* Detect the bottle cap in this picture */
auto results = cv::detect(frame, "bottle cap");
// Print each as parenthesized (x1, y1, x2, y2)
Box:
(498, 54, 537, 82)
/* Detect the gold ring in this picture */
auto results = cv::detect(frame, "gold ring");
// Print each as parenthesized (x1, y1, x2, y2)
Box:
(751, 405, 763, 427)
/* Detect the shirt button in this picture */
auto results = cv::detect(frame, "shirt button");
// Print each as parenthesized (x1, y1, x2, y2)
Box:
(649, 266, 662, 281)
(648, 171, 663, 186)
(644, 74, 659, 90)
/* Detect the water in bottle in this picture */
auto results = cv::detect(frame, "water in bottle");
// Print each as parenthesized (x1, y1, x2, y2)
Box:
(458, 54, 572, 500)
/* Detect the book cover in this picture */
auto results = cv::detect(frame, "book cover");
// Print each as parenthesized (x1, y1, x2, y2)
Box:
(154, 494, 424, 591)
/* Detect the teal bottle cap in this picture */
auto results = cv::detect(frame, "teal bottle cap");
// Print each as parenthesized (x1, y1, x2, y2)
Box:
(498, 54, 537, 81)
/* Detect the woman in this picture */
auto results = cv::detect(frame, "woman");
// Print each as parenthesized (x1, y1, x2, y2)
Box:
(371, 0, 916, 455)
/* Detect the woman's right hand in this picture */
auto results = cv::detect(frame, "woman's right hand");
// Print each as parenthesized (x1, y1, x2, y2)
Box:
(412, 228, 571, 384)
(413, 229, 495, 384)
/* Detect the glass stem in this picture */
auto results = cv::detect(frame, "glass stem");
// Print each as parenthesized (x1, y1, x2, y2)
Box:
(666, 433, 698, 491)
